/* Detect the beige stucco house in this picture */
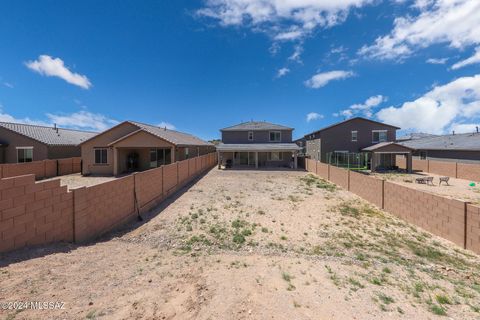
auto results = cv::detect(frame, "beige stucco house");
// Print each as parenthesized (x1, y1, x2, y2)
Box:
(80, 121, 214, 176)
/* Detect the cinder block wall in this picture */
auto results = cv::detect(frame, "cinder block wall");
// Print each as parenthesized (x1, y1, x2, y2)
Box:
(457, 163, 480, 181)
(384, 181, 466, 247)
(412, 159, 429, 172)
(328, 165, 349, 189)
(349, 171, 384, 208)
(0, 175, 73, 253)
(0, 157, 82, 180)
(428, 160, 457, 177)
(466, 204, 480, 254)
(0, 153, 216, 253)
(316, 162, 329, 180)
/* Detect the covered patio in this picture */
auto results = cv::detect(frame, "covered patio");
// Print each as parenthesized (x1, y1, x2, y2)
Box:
(362, 142, 414, 173)
(216, 143, 302, 169)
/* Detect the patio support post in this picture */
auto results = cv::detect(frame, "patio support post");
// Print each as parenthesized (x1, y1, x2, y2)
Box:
(294, 152, 298, 169)
(406, 152, 413, 173)
(255, 152, 258, 169)
(217, 151, 221, 169)
(113, 147, 119, 176)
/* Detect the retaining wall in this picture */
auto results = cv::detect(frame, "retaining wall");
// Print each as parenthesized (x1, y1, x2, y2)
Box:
(0, 157, 82, 180)
(349, 171, 384, 208)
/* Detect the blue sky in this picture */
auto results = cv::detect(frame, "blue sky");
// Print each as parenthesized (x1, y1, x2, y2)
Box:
(0, 0, 479, 140)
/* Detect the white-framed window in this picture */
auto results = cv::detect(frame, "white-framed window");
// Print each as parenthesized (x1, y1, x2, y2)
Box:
(268, 152, 283, 161)
(17, 147, 33, 163)
(149, 148, 172, 168)
(351, 130, 358, 142)
(269, 131, 281, 142)
(248, 131, 254, 141)
(94, 148, 108, 164)
(185, 147, 190, 159)
(372, 130, 388, 143)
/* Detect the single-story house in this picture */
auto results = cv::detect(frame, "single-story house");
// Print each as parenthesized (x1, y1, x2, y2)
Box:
(80, 120, 215, 176)
(0, 122, 97, 163)
(216, 121, 301, 169)
(399, 132, 480, 162)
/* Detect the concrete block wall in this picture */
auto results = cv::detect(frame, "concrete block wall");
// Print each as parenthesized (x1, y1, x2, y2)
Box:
(466, 204, 480, 254)
(349, 171, 384, 208)
(316, 162, 329, 180)
(0, 174, 73, 253)
(329, 165, 349, 189)
(384, 181, 466, 247)
(305, 158, 480, 254)
(0, 157, 82, 180)
(428, 160, 457, 178)
(73, 176, 136, 243)
(413, 159, 429, 172)
(0, 153, 216, 253)
(457, 163, 480, 181)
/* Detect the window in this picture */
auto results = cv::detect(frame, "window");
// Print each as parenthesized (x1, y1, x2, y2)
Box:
(268, 152, 283, 161)
(94, 148, 108, 164)
(17, 147, 33, 163)
(149, 148, 172, 168)
(269, 131, 281, 142)
(351, 131, 358, 142)
(419, 151, 427, 160)
(372, 130, 388, 143)
(185, 147, 189, 159)
(248, 131, 254, 141)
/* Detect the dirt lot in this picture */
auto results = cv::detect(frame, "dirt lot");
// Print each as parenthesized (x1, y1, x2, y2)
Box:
(370, 171, 480, 204)
(43, 173, 117, 190)
(1, 168, 480, 319)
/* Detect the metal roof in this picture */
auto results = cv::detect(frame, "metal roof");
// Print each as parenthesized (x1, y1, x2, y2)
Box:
(0, 122, 97, 146)
(221, 121, 293, 131)
(399, 132, 480, 151)
(305, 117, 400, 137)
(216, 143, 301, 152)
(127, 121, 213, 146)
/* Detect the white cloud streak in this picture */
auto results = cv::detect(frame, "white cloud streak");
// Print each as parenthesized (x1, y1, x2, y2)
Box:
(197, 0, 374, 41)
(451, 47, 480, 70)
(306, 112, 324, 122)
(158, 121, 176, 130)
(359, 0, 480, 60)
(376, 74, 480, 134)
(335, 95, 386, 118)
(426, 57, 448, 64)
(25, 55, 92, 89)
(276, 67, 290, 78)
(304, 70, 354, 89)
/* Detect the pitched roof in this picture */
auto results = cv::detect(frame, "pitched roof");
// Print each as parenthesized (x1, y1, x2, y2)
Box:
(362, 142, 414, 152)
(221, 121, 293, 131)
(0, 122, 97, 146)
(216, 143, 301, 151)
(396, 132, 437, 141)
(400, 132, 480, 151)
(305, 117, 400, 137)
(128, 121, 213, 146)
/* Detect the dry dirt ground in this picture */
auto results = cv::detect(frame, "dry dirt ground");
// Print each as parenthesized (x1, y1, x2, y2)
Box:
(370, 171, 480, 204)
(2, 168, 480, 320)
(43, 173, 118, 190)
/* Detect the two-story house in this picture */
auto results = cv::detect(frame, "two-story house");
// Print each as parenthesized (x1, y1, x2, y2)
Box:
(305, 117, 400, 163)
(216, 121, 301, 169)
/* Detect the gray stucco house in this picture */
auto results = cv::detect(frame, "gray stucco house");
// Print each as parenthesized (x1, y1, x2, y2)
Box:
(216, 121, 301, 168)
(0, 122, 97, 163)
(304, 117, 399, 163)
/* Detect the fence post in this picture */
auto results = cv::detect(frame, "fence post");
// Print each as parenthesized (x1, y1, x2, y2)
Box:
(381, 180, 385, 209)
(463, 202, 468, 249)
(347, 170, 351, 191)
(315, 160, 317, 174)
(176, 162, 180, 186)
(455, 162, 458, 178)
(161, 166, 164, 198)
(427, 160, 430, 173)
(327, 164, 330, 181)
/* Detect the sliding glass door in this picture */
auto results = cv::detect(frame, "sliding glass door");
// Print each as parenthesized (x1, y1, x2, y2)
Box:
(150, 148, 172, 168)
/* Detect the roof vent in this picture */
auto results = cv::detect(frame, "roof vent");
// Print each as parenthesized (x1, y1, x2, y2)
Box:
(452, 130, 455, 135)
(476, 126, 479, 133)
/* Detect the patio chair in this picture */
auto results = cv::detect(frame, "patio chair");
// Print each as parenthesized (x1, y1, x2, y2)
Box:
(425, 176, 434, 185)
(415, 177, 426, 184)
(439, 176, 450, 186)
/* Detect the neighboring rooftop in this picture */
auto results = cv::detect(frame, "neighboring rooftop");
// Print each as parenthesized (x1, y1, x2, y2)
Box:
(305, 117, 400, 137)
(400, 132, 480, 151)
(221, 121, 293, 132)
(128, 121, 213, 146)
(0, 122, 97, 146)
(396, 132, 437, 141)
(216, 143, 301, 151)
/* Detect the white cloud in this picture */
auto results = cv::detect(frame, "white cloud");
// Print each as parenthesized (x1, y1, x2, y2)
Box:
(449, 122, 480, 134)
(288, 44, 304, 63)
(426, 57, 448, 64)
(3, 82, 14, 88)
(304, 70, 354, 89)
(25, 55, 92, 89)
(0, 105, 49, 126)
(359, 0, 480, 60)
(376, 74, 480, 134)
(306, 112, 324, 122)
(451, 47, 480, 70)
(46, 111, 117, 131)
(158, 121, 176, 130)
(197, 0, 374, 41)
(336, 95, 386, 118)
(276, 67, 290, 78)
